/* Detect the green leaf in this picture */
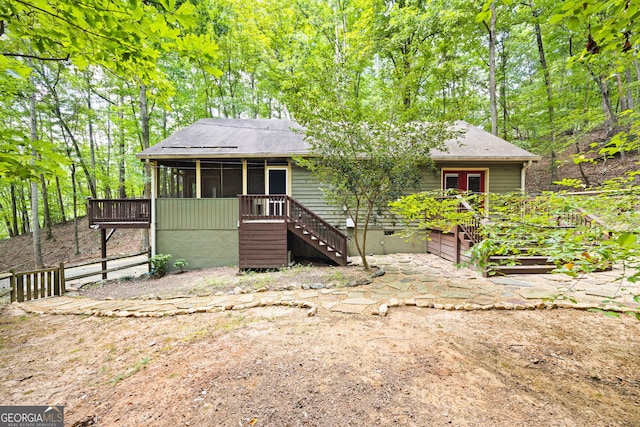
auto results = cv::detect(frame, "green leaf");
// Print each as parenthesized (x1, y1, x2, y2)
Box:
(616, 233, 636, 248)
(566, 16, 580, 31)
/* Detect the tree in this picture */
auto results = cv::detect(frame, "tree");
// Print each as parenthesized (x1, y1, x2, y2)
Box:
(296, 117, 452, 270)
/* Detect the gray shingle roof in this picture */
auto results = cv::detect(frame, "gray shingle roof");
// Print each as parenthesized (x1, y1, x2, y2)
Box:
(137, 118, 540, 162)
(137, 118, 307, 159)
(431, 121, 541, 162)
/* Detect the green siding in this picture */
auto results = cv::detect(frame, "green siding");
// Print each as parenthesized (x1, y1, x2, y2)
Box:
(155, 198, 239, 268)
(157, 230, 239, 268)
(156, 198, 238, 230)
(291, 164, 346, 227)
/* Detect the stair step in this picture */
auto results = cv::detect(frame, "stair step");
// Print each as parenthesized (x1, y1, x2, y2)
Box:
(311, 236, 318, 240)
(487, 265, 556, 275)
(489, 255, 554, 266)
(327, 247, 334, 251)
(303, 231, 310, 235)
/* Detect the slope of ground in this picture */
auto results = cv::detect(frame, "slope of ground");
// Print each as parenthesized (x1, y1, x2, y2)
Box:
(1, 304, 639, 426)
(0, 217, 143, 272)
(526, 140, 640, 193)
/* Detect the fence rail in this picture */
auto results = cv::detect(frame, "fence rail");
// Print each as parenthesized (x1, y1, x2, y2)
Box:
(8, 263, 65, 303)
(65, 251, 150, 282)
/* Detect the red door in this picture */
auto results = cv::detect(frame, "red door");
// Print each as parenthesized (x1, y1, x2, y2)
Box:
(443, 170, 485, 193)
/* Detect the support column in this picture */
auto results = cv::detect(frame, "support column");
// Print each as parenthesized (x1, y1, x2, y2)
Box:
(101, 228, 107, 280)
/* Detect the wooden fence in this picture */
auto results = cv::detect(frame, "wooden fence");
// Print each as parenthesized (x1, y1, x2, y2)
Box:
(64, 250, 150, 282)
(1, 251, 150, 303)
(7, 263, 66, 303)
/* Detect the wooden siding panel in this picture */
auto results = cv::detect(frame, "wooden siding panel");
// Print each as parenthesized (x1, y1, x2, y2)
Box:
(156, 198, 238, 230)
(239, 221, 288, 269)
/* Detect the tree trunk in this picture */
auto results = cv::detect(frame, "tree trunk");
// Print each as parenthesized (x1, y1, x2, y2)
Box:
(587, 66, 617, 137)
(625, 68, 634, 110)
(499, 34, 508, 140)
(118, 94, 127, 199)
(488, 1, 498, 135)
(139, 83, 150, 249)
(18, 184, 29, 234)
(86, 74, 97, 196)
(530, 0, 556, 188)
(10, 182, 19, 236)
(52, 100, 98, 198)
(616, 72, 627, 112)
(55, 176, 66, 223)
(72, 163, 80, 256)
(30, 89, 43, 269)
(39, 174, 54, 240)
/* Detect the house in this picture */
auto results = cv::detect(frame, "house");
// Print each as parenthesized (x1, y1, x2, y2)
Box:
(130, 118, 540, 270)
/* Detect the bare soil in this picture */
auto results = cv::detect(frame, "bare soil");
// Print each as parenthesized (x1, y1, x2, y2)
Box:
(1, 215, 640, 426)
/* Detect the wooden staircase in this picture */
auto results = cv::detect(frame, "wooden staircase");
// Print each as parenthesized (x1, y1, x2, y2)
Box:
(239, 195, 348, 269)
(451, 196, 609, 276)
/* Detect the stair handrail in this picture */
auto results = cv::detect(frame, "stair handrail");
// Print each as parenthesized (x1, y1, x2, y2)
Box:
(455, 195, 484, 244)
(287, 196, 348, 257)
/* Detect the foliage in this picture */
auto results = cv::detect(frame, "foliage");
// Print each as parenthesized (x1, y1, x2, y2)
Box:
(173, 258, 188, 273)
(296, 118, 454, 270)
(150, 254, 172, 278)
(465, 190, 640, 287)
(389, 190, 479, 240)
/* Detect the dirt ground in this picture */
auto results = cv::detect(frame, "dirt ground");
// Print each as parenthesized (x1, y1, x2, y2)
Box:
(2, 272, 640, 426)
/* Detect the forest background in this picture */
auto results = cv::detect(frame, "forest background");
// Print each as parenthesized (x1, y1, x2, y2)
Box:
(1, 0, 639, 267)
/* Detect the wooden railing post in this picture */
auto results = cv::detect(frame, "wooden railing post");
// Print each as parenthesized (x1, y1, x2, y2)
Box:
(9, 269, 16, 303)
(59, 262, 65, 294)
(16, 273, 24, 303)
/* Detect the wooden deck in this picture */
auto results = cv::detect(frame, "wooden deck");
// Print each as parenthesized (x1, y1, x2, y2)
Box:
(87, 198, 151, 229)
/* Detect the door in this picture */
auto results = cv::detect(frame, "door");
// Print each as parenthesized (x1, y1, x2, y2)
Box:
(266, 168, 288, 215)
(443, 170, 485, 193)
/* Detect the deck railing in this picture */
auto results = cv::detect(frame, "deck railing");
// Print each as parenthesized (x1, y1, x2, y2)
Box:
(87, 198, 151, 229)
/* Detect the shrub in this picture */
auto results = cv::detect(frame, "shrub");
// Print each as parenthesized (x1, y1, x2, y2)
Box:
(150, 254, 172, 278)
(174, 258, 188, 273)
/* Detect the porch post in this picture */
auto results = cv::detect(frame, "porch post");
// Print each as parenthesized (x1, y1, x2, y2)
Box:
(196, 160, 202, 198)
(242, 159, 247, 195)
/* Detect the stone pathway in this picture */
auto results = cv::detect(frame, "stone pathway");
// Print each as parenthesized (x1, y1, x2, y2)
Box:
(14, 253, 640, 318)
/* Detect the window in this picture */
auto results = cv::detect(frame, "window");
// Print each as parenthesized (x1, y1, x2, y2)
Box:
(158, 162, 196, 198)
(201, 161, 243, 198)
(157, 160, 243, 198)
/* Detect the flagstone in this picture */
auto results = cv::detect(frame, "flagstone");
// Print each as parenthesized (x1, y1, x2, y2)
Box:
(440, 291, 475, 299)
(340, 297, 378, 305)
(331, 304, 368, 314)
(388, 282, 412, 291)
(520, 288, 558, 299)
(584, 288, 620, 299)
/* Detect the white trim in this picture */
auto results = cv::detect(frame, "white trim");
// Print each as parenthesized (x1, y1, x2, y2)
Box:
(150, 161, 157, 257)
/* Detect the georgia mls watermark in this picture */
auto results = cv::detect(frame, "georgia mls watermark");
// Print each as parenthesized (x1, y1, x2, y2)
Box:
(0, 406, 63, 427)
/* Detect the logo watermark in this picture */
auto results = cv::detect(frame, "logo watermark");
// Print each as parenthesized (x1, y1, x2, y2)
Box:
(0, 406, 63, 427)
